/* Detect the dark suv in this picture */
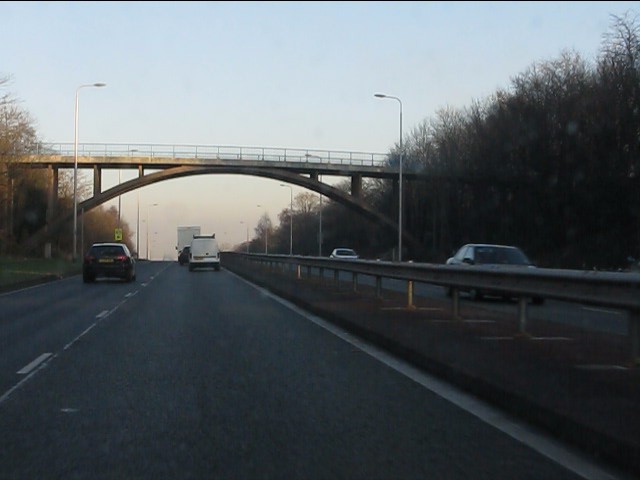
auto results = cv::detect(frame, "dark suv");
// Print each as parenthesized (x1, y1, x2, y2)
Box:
(178, 246, 190, 266)
(83, 242, 136, 283)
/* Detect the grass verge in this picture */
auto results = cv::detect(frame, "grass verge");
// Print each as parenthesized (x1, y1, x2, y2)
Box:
(0, 257, 81, 290)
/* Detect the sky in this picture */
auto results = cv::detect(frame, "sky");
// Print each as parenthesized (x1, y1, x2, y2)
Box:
(2, 1, 638, 258)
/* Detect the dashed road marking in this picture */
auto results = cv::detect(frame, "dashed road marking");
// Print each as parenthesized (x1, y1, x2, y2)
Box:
(16, 353, 53, 375)
(581, 306, 622, 316)
(575, 364, 628, 371)
(381, 306, 443, 311)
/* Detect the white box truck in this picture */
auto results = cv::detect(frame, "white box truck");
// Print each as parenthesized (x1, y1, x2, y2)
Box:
(176, 226, 201, 263)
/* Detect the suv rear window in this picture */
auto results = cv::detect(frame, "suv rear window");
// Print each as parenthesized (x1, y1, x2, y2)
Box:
(89, 245, 127, 257)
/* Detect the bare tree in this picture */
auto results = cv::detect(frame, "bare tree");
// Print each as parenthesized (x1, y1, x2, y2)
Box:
(0, 75, 38, 253)
(294, 192, 319, 214)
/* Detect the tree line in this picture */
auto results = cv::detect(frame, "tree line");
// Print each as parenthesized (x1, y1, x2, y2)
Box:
(0, 76, 135, 258)
(245, 12, 640, 270)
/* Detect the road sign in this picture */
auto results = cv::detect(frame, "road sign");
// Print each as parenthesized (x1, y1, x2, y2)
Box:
(114, 228, 123, 241)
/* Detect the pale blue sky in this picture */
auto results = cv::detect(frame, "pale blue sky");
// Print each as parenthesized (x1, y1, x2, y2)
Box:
(2, 1, 638, 257)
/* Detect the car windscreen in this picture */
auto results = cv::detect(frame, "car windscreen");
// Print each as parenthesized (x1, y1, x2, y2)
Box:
(475, 247, 531, 265)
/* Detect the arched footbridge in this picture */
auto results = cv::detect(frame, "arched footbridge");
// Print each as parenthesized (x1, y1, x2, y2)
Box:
(17, 143, 426, 252)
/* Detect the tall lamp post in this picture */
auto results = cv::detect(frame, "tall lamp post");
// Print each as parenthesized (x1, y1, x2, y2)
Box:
(146, 203, 158, 260)
(73, 82, 106, 261)
(374, 93, 403, 261)
(305, 153, 323, 256)
(136, 191, 140, 258)
(280, 184, 293, 255)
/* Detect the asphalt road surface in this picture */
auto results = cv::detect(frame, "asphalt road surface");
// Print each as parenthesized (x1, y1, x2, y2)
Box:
(0, 262, 628, 479)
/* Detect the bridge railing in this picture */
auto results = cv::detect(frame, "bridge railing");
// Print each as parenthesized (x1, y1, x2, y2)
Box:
(34, 142, 391, 167)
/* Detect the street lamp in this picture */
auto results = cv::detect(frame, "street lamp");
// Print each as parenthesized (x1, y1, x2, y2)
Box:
(73, 82, 106, 261)
(146, 203, 158, 260)
(280, 184, 293, 255)
(305, 153, 323, 256)
(375, 93, 403, 261)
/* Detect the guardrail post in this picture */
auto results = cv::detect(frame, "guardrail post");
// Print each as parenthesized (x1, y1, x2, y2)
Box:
(376, 276, 382, 298)
(296, 264, 301, 280)
(452, 289, 460, 319)
(352, 272, 358, 292)
(307, 265, 312, 278)
(407, 280, 415, 310)
(319, 267, 324, 285)
(518, 297, 528, 336)
(630, 310, 640, 367)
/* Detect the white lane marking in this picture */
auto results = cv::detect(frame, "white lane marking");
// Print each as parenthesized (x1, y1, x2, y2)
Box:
(381, 306, 443, 311)
(581, 307, 622, 316)
(16, 353, 53, 375)
(430, 319, 496, 324)
(63, 324, 98, 351)
(228, 270, 622, 480)
(1, 265, 169, 404)
(1, 353, 57, 405)
(124, 290, 139, 298)
(575, 365, 628, 371)
(529, 337, 573, 342)
(2, 288, 143, 402)
(481, 336, 573, 341)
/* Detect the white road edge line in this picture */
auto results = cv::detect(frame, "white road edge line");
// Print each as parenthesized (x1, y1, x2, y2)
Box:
(227, 270, 623, 480)
(16, 353, 53, 375)
(581, 306, 622, 316)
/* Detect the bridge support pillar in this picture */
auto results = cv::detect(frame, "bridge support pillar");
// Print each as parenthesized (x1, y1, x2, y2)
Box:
(93, 166, 101, 195)
(351, 174, 362, 199)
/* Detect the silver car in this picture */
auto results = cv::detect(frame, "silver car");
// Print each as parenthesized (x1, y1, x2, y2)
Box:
(445, 243, 543, 304)
(329, 248, 359, 260)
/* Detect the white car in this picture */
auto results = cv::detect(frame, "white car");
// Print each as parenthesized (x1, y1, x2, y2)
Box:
(189, 234, 221, 271)
(329, 248, 359, 260)
(445, 243, 543, 304)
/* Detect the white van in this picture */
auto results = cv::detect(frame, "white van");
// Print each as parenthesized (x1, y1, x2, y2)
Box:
(188, 234, 221, 271)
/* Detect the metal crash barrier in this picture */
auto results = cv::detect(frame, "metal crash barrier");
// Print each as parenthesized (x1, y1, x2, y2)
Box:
(221, 252, 640, 366)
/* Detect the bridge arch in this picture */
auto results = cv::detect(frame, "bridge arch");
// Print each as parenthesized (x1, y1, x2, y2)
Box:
(27, 165, 422, 254)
